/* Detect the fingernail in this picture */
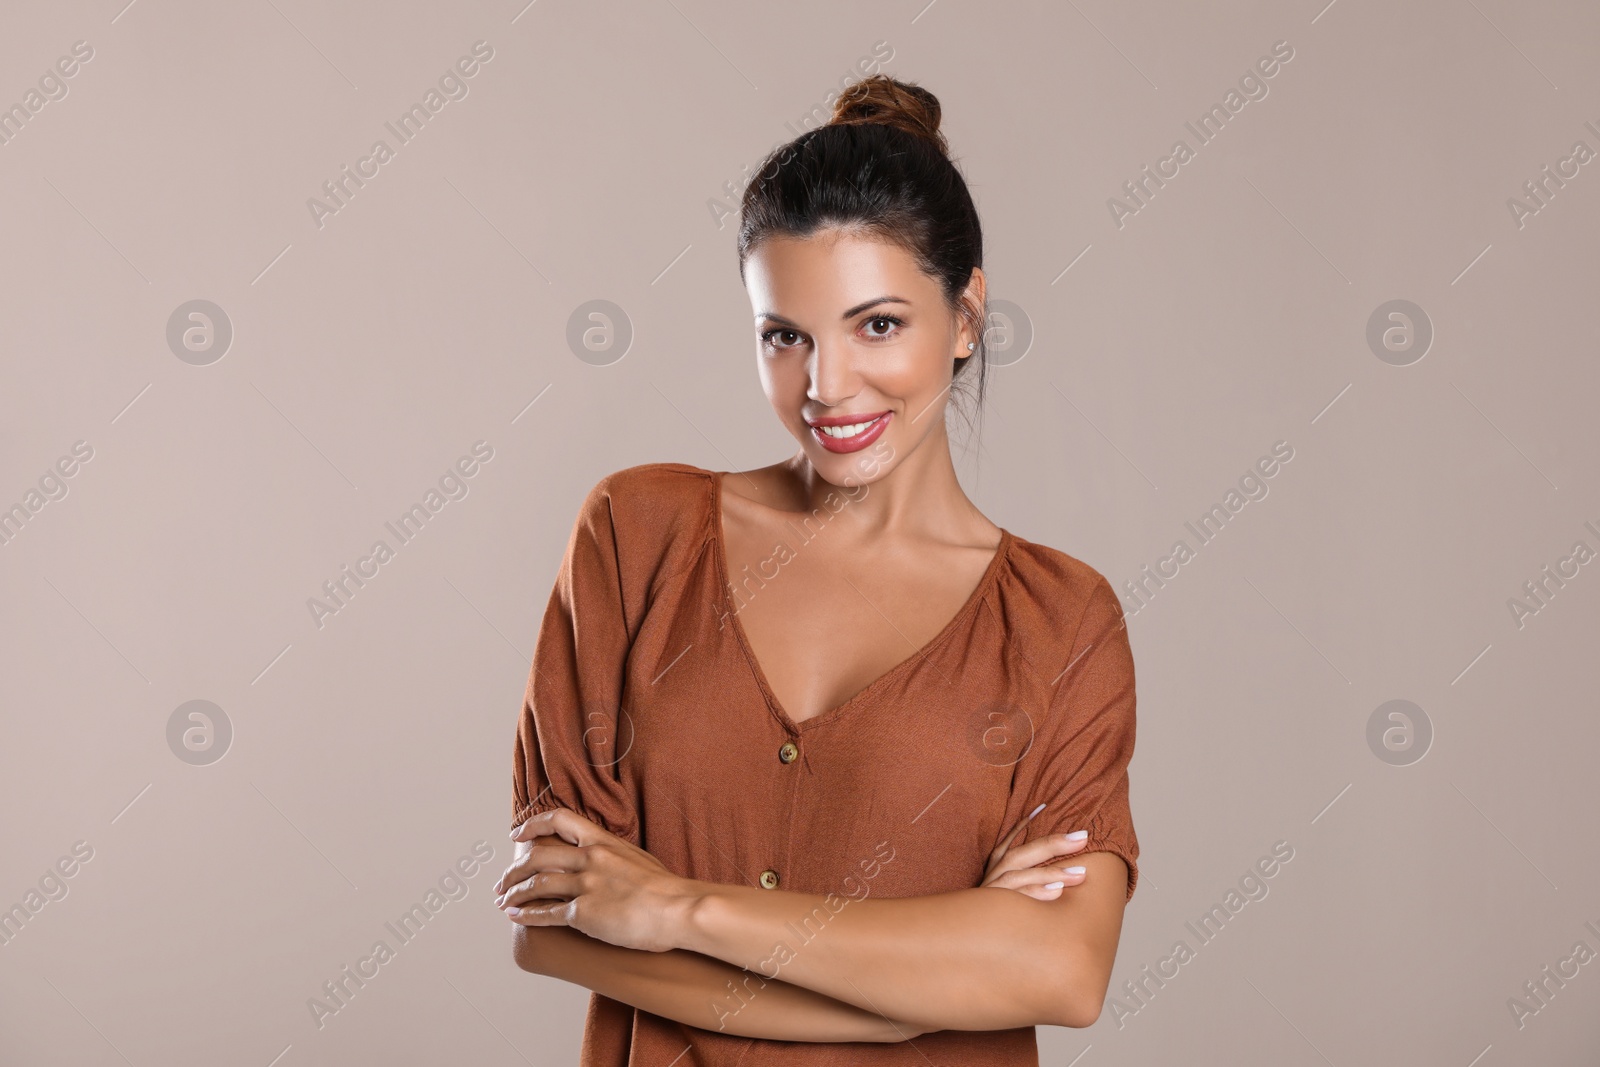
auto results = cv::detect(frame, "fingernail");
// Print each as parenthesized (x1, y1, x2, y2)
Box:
(1065, 830, 1088, 841)
(506, 907, 521, 916)
(1044, 881, 1064, 890)
(1027, 803, 1047, 820)
(1065, 866, 1085, 875)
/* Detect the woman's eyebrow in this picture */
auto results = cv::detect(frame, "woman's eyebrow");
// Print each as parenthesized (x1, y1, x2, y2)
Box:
(755, 296, 912, 327)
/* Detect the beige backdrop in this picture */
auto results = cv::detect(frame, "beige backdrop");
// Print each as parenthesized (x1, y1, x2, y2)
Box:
(3, 0, 1598, 1063)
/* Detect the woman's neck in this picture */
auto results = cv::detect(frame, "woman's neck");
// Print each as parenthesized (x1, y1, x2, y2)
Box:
(776, 423, 996, 546)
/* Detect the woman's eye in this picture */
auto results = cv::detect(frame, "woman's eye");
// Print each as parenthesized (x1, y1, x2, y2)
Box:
(864, 316, 902, 339)
(762, 329, 802, 348)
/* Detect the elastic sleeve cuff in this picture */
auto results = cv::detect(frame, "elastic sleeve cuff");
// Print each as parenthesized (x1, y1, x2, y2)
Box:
(1082, 813, 1139, 902)
(511, 795, 640, 848)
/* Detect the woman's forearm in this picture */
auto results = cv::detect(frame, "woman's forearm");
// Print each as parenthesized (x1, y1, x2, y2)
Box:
(512, 925, 925, 1043)
(675, 878, 1111, 1032)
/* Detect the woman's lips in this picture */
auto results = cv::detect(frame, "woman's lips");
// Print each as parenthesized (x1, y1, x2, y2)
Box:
(809, 411, 891, 454)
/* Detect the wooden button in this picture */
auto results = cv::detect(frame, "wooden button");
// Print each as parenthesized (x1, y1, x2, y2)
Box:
(779, 741, 799, 764)
(759, 869, 779, 889)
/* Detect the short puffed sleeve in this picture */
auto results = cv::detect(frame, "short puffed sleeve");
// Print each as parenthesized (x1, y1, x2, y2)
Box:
(511, 475, 641, 846)
(1001, 574, 1139, 901)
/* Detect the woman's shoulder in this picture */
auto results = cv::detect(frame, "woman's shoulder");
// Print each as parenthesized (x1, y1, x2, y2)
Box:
(575, 461, 716, 578)
(998, 533, 1128, 656)
(585, 461, 714, 514)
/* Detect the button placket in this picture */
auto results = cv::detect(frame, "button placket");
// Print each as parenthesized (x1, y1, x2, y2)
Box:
(763, 732, 801, 892)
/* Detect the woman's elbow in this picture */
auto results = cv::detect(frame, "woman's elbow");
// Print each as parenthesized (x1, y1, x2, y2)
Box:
(1050, 988, 1106, 1029)
(511, 925, 548, 974)
(1034, 981, 1105, 1029)
(1042, 943, 1115, 1028)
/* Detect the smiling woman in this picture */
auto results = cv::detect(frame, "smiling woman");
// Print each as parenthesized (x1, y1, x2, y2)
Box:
(498, 74, 1141, 1065)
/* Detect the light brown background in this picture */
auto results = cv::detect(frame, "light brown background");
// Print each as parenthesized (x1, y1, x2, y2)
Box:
(2, 0, 1597, 1063)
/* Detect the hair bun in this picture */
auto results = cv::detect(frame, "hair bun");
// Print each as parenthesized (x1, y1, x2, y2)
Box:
(828, 74, 947, 156)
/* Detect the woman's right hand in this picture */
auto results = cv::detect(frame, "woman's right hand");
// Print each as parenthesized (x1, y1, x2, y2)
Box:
(979, 803, 1090, 901)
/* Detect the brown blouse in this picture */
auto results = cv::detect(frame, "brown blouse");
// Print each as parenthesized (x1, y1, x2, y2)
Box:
(512, 462, 1139, 1066)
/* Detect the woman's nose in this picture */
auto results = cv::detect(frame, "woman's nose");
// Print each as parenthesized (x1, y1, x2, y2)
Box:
(808, 342, 861, 408)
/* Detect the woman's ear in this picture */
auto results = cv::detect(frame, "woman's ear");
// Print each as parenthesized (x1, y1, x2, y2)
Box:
(957, 268, 987, 358)
(957, 305, 984, 360)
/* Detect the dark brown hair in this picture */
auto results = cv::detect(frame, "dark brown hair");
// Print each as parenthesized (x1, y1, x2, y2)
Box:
(737, 74, 988, 420)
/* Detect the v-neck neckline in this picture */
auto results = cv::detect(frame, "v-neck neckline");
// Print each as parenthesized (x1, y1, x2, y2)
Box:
(708, 468, 1015, 734)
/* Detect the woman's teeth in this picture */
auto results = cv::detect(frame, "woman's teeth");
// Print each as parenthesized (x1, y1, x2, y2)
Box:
(818, 418, 879, 438)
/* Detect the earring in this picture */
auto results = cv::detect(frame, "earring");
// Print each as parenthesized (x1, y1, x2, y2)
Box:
(967, 342, 976, 350)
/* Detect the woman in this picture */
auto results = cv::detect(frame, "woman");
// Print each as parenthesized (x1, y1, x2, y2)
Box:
(494, 75, 1139, 1064)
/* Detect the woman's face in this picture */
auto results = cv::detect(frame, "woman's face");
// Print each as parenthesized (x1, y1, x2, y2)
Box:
(744, 229, 979, 487)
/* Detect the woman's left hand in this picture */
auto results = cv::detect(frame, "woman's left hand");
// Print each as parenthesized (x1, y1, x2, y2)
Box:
(494, 807, 701, 953)
(979, 802, 1091, 900)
